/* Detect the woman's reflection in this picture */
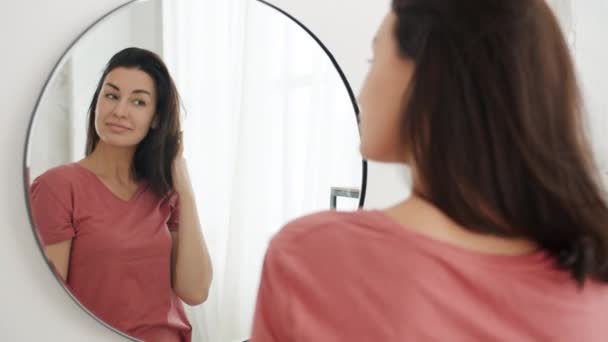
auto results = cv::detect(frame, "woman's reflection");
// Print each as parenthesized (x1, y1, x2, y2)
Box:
(29, 47, 212, 342)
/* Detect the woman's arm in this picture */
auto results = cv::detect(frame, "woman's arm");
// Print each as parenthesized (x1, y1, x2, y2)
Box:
(44, 240, 72, 281)
(30, 175, 76, 283)
(170, 154, 213, 306)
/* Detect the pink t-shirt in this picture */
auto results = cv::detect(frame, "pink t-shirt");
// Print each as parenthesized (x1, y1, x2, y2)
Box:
(251, 210, 608, 341)
(29, 163, 191, 342)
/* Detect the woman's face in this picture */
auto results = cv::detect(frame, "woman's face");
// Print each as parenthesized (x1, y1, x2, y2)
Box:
(358, 12, 415, 163)
(94, 67, 158, 148)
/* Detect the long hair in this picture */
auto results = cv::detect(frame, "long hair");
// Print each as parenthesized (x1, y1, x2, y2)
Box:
(391, 0, 608, 284)
(85, 47, 181, 197)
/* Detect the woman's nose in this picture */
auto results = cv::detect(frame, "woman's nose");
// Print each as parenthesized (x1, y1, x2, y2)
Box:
(112, 100, 129, 118)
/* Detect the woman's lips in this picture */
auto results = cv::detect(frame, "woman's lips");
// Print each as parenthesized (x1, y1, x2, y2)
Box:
(106, 122, 132, 133)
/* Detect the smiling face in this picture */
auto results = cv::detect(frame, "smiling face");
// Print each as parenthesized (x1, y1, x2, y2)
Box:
(358, 12, 415, 163)
(94, 67, 158, 148)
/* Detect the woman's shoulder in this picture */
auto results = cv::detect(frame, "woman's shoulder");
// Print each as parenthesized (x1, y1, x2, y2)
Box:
(29, 164, 85, 210)
(31, 163, 82, 188)
(272, 209, 387, 248)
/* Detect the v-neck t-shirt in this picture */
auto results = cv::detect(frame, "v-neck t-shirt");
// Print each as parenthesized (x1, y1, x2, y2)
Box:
(251, 210, 608, 341)
(29, 163, 191, 342)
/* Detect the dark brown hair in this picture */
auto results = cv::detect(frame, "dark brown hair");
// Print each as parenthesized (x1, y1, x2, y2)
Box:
(86, 47, 181, 197)
(391, 0, 608, 284)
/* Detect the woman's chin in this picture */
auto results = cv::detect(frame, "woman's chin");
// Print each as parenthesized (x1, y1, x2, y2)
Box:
(360, 144, 403, 164)
(98, 135, 142, 149)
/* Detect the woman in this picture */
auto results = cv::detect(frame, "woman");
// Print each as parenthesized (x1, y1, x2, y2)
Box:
(30, 47, 212, 342)
(251, 0, 608, 341)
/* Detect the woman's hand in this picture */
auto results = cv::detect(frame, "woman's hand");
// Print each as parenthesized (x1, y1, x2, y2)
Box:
(172, 131, 194, 196)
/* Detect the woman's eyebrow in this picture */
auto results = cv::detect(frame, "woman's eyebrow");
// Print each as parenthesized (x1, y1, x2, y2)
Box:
(105, 82, 120, 91)
(105, 82, 151, 96)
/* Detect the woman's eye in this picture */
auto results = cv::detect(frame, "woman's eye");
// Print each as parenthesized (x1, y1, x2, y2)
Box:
(133, 100, 146, 106)
(105, 93, 118, 100)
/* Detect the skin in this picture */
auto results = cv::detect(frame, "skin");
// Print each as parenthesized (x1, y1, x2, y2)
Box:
(44, 67, 212, 305)
(359, 13, 538, 256)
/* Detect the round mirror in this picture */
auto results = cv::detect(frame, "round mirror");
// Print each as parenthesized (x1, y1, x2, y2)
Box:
(24, 0, 365, 341)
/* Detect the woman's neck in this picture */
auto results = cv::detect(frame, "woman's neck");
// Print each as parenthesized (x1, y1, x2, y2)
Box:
(385, 195, 539, 256)
(82, 141, 137, 185)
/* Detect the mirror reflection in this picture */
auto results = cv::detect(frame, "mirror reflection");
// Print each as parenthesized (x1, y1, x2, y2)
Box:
(25, 0, 364, 341)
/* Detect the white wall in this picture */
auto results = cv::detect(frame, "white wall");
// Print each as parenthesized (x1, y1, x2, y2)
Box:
(28, 63, 72, 180)
(0, 0, 396, 340)
(0, 1, 140, 339)
(571, 1, 608, 181)
(1, 0, 605, 341)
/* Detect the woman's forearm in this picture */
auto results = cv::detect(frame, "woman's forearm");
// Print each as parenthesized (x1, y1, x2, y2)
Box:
(172, 189, 213, 305)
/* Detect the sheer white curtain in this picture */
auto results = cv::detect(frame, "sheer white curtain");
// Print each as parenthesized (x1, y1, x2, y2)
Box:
(162, 1, 361, 341)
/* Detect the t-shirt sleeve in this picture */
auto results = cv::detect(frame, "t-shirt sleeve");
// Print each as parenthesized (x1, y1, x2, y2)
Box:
(29, 176, 75, 246)
(250, 237, 292, 341)
(167, 192, 180, 232)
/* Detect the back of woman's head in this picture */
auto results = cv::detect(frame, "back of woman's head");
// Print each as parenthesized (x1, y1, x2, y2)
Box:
(391, 0, 608, 284)
(86, 47, 181, 197)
